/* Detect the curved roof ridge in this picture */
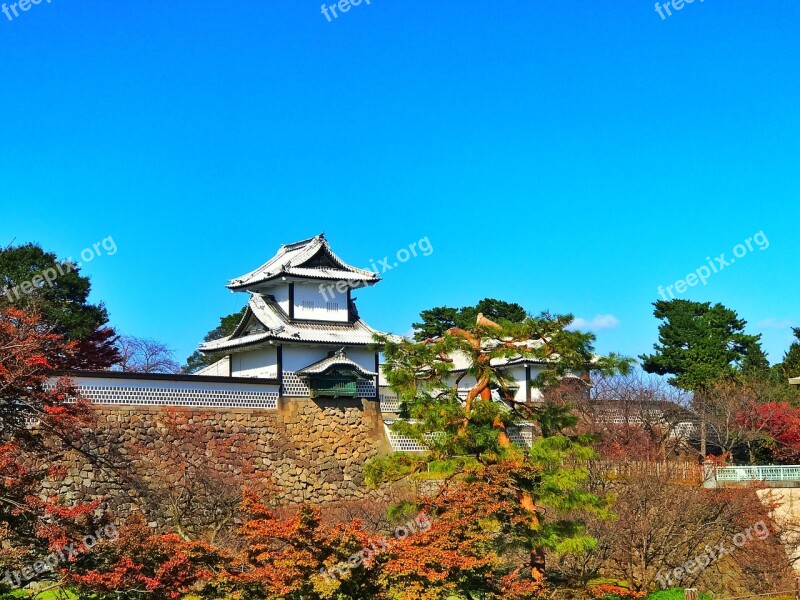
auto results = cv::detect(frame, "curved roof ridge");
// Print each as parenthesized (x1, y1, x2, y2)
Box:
(228, 235, 379, 291)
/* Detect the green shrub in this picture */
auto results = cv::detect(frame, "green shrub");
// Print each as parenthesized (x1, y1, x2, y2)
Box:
(646, 589, 712, 600)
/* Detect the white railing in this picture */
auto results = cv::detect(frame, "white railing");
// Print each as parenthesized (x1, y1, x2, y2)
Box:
(714, 465, 800, 482)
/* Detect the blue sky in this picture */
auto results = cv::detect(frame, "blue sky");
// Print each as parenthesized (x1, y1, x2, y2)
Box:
(1, 0, 798, 366)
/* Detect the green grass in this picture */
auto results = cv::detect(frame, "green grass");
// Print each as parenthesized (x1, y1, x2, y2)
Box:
(0, 589, 76, 600)
(646, 589, 712, 600)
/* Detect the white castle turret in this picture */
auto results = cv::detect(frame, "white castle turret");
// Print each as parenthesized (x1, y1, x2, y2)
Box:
(198, 234, 384, 400)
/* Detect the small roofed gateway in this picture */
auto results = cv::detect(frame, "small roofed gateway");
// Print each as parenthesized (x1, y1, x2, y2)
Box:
(198, 234, 384, 399)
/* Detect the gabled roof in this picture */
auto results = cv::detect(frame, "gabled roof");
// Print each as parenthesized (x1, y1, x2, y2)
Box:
(199, 294, 382, 353)
(297, 349, 377, 379)
(228, 234, 380, 291)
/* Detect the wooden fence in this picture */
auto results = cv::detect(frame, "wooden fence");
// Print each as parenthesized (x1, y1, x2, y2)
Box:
(583, 460, 704, 485)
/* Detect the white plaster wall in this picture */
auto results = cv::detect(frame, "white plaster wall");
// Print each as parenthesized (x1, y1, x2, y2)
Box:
(756, 488, 800, 574)
(195, 356, 230, 376)
(271, 285, 290, 315)
(529, 364, 545, 401)
(342, 347, 378, 372)
(283, 345, 335, 372)
(294, 282, 348, 322)
(506, 365, 529, 402)
(231, 347, 278, 378)
(443, 364, 541, 401)
(282, 345, 375, 373)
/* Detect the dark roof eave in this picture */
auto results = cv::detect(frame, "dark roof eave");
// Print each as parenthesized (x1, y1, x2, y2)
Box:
(200, 336, 382, 354)
(227, 272, 380, 291)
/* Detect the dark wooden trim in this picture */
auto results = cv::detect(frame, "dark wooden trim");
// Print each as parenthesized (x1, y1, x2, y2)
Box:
(53, 370, 280, 386)
(228, 354, 233, 377)
(276, 345, 284, 395)
(289, 317, 358, 326)
(525, 364, 531, 403)
(374, 352, 380, 399)
(288, 282, 295, 320)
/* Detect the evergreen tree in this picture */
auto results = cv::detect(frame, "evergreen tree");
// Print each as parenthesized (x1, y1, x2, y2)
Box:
(0, 243, 119, 369)
(368, 311, 630, 587)
(412, 297, 527, 340)
(183, 307, 247, 373)
(775, 327, 800, 380)
(640, 299, 765, 455)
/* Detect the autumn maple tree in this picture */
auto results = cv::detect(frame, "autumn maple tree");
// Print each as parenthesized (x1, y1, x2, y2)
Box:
(65, 513, 226, 600)
(0, 307, 106, 592)
(737, 401, 800, 464)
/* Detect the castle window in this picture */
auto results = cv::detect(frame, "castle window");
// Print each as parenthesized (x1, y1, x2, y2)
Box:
(326, 302, 339, 312)
(301, 300, 315, 310)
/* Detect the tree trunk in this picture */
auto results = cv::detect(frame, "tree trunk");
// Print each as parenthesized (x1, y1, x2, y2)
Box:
(698, 392, 707, 458)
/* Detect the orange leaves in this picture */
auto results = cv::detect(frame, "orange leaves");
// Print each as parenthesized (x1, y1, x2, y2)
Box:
(70, 556, 161, 596)
(23, 355, 51, 368)
(64, 481, 550, 599)
(67, 515, 229, 600)
(0, 307, 89, 442)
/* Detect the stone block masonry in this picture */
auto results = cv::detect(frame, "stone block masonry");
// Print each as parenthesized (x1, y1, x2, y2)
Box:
(45, 396, 392, 524)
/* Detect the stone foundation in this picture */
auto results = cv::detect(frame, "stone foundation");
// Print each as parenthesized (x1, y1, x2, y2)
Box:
(47, 396, 391, 520)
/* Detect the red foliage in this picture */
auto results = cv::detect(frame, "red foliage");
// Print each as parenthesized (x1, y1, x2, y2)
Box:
(70, 477, 548, 599)
(0, 307, 103, 586)
(67, 515, 225, 599)
(0, 307, 93, 440)
(66, 325, 120, 370)
(738, 402, 800, 463)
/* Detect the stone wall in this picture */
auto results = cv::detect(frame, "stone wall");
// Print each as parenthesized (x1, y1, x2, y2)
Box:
(50, 396, 391, 521)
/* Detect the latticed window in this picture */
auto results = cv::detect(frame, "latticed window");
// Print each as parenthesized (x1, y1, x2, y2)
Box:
(309, 376, 358, 398)
(301, 300, 315, 310)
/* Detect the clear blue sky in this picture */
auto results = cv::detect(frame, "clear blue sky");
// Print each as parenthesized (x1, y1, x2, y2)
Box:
(2, 0, 798, 366)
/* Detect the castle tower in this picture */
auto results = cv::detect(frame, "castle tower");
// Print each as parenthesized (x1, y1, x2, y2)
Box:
(198, 234, 384, 400)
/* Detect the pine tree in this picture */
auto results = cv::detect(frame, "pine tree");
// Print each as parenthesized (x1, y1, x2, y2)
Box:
(640, 299, 765, 456)
(368, 311, 630, 590)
